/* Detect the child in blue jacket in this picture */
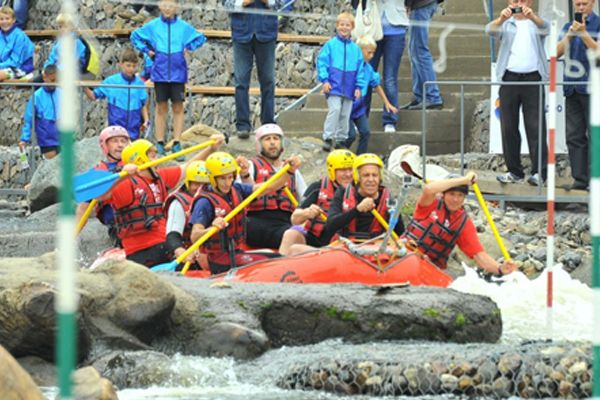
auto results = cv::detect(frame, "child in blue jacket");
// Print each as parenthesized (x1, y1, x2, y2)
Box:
(316, 12, 366, 152)
(19, 65, 60, 159)
(44, 13, 89, 76)
(131, 0, 206, 158)
(84, 48, 149, 140)
(0, 5, 34, 81)
(345, 36, 398, 155)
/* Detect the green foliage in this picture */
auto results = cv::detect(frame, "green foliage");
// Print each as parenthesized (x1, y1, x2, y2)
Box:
(201, 312, 216, 318)
(323, 306, 358, 322)
(423, 307, 441, 318)
(325, 306, 339, 318)
(340, 310, 358, 322)
(238, 300, 248, 310)
(260, 302, 273, 311)
(455, 312, 467, 328)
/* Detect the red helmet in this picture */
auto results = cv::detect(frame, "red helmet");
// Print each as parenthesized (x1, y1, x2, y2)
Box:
(99, 126, 130, 155)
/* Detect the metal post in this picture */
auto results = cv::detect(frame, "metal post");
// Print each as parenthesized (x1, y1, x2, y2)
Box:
(56, 1, 78, 398)
(589, 49, 600, 398)
(460, 84, 465, 175)
(545, 5, 558, 340)
(421, 82, 428, 181)
(488, 0, 497, 63)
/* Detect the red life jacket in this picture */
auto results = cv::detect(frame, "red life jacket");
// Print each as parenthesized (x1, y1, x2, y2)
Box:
(94, 160, 122, 225)
(341, 185, 390, 240)
(247, 156, 296, 213)
(304, 176, 337, 238)
(191, 186, 246, 259)
(113, 173, 167, 237)
(164, 187, 194, 245)
(403, 198, 468, 269)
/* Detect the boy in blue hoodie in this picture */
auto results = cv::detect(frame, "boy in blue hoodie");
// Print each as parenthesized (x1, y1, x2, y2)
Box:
(19, 64, 60, 159)
(316, 12, 366, 152)
(44, 13, 90, 77)
(131, 0, 206, 157)
(84, 48, 149, 140)
(0, 5, 34, 81)
(345, 36, 398, 155)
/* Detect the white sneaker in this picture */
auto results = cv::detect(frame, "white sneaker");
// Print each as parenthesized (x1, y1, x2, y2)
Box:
(384, 124, 396, 133)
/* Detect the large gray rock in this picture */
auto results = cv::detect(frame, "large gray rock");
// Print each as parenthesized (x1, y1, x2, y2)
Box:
(28, 137, 104, 212)
(0, 345, 44, 400)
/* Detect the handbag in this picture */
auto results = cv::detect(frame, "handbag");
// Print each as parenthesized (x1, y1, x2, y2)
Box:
(352, 0, 384, 42)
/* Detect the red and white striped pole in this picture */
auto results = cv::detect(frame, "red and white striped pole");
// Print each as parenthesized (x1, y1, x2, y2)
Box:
(545, 2, 558, 338)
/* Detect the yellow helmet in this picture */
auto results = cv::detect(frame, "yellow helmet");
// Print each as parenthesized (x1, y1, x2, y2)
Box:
(121, 139, 154, 166)
(326, 149, 356, 182)
(205, 152, 240, 188)
(185, 161, 210, 191)
(352, 153, 384, 184)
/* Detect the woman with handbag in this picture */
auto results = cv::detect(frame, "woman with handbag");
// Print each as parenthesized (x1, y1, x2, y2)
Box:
(351, 0, 408, 134)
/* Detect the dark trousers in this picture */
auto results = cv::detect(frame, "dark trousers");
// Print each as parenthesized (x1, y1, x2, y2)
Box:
(127, 242, 170, 268)
(565, 93, 590, 185)
(344, 113, 371, 154)
(499, 70, 548, 179)
(233, 38, 276, 132)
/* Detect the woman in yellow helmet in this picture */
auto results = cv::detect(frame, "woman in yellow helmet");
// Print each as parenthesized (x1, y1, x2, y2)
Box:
(279, 149, 356, 256)
(326, 153, 405, 240)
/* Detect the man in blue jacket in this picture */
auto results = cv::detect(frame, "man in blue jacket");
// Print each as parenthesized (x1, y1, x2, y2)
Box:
(19, 64, 60, 159)
(225, 0, 283, 139)
(131, 0, 206, 157)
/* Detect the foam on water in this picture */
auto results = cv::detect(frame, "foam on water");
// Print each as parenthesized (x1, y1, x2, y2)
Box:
(450, 263, 592, 342)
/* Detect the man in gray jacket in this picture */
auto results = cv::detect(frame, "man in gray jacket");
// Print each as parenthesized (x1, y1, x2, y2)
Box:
(486, 0, 549, 187)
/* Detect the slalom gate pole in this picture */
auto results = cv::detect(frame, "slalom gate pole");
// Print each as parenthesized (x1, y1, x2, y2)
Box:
(56, 1, 79, 398)
(545, 2, 558, 339)
(589, 48, 600, 398)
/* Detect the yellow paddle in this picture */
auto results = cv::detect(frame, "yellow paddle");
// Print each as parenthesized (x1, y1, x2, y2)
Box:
(371, 209, 399, 241)
(283, 186, 328, 222)
(157, 164, 293, 275)
(471, 183, 511, 261)
(75, 199, 97, 235)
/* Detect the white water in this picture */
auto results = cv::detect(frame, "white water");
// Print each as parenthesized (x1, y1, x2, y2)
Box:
(42, 266, 592, 399)
(450, 263, 592, 342)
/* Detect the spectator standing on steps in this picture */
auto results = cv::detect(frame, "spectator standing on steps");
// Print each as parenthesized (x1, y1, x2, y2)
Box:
(131, 0, 206, 157)
(401, 0, 443, 110)
(486, 0, 549, 187)
(224, 0, 283, 140)
(351, 0, 408, 133)
(557, 0, 599, 191)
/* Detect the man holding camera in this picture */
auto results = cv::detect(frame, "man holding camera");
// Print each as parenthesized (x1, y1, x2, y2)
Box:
(557, 0, 599, 191)
(486, 0, 549, 187)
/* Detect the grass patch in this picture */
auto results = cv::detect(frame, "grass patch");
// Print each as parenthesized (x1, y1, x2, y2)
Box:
(339, 310, 358, 322)
(423, 307, 441, 318)
(238, 300, 248, 310)
(455, 313, 467, 328)
(201, 312, 216, 318)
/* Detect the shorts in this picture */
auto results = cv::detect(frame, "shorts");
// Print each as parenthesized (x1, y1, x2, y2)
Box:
(2, 67, 31, 80)
(126, 241, 171, 268)
(154, 82, 186, 103)
(246, 214, 292, 249)
(40, 146, 60, 156)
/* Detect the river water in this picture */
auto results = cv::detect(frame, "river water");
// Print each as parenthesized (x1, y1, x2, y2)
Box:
(42, 264, 592, 399)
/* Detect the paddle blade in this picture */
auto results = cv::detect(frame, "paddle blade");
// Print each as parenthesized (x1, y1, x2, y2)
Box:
(74, 168, 119, 202)
(150, 261, 178, 272)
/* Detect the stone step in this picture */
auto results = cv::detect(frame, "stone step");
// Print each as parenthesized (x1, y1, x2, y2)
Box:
(429, 33, 490, 56)
(399, 55, 491, 77)
(279, 108, 464, 135)
(285, 131, 460, 155)
(395, 77, 491, 92)
(443, 2, 490, 15)
(304, 91, 485, 110)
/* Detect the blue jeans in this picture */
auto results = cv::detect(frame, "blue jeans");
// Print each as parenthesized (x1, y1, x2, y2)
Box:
(13, 0, 28, 29)
(345, 113, 371, 155)
(233, 38, 276, 132)
(408, 2, 442, 104)
(365, 31, 406, 127)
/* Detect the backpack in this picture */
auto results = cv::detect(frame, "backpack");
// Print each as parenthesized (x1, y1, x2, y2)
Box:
(80, 36, 101, 77)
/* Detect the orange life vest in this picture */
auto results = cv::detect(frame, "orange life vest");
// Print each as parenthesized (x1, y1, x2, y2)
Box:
(114, 173, 167, 237)
(191, 186, 246, 259)
(248, 156, 296, 213)
(403, 198, 468, 269)
(341, 185, 390, 240)
(164, 188, 194, 244)
(304, 176, 337, 238)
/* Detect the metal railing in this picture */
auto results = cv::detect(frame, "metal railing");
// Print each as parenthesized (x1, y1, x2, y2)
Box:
(421, 78, 589, 204)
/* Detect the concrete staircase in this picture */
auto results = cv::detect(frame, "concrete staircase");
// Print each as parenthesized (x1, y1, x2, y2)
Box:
(278, 0, 493, 155)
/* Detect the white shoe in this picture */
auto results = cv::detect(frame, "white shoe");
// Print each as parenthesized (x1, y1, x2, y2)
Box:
(384, 124, 396, 133)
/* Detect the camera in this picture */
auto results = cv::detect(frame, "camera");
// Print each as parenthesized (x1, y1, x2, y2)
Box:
(511, 6, 523, 14)
(574, 12, 583, 23)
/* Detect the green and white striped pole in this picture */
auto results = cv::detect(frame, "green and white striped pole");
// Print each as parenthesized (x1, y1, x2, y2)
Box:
(56, 1, 79, 398)
(590, 48, 600, 398)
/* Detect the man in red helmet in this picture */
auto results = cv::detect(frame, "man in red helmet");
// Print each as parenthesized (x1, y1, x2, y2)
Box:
(403, 172, 518, 276)
(243, 123, 307, 249)
(75, 125, 130, 244)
